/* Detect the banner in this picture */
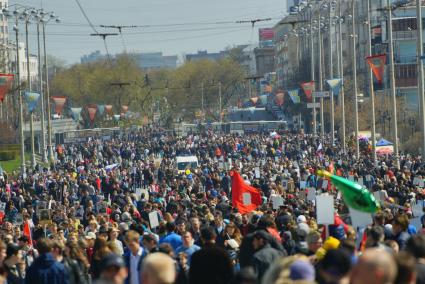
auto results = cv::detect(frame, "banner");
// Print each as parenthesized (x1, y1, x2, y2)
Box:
(366, 54, 387, 84)
(288, 89, 301, 104)
(325, 78, 343, 97)
(71, 107, 82, 122)
(300, 81, 315, 102)
(23, 92, 40, 113)
(105, 105, 113, 115)
(97, 104, 105, 116)
(87, 104, 97, 122)
(113, 114, 121, 121)
(0, 74, 14, 103)
(275, 92, 285, 106)
(51, 96, 67, 115)
(121, 105, 128, 113)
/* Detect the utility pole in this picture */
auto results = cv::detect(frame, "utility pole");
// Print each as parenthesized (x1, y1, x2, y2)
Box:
(366, 0, 377, 164)
(219, 82, 222, 124)
(14, 22, 25, 176)
(387, 0, 400, 169)
(417, 0, 425, 158)
(318, 14, 325, 142)
(201, 82, 204, 122)
(329, 3, 335, 146)
(37, 19, 47, 163)
(352, 0, 360, 158)
(25, 18, 36, 168)
(310, 11, 317, 136)
(43, 22, 54, 162)
(338, 1, 346, 153)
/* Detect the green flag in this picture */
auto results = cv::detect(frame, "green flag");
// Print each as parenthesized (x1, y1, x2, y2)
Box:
(317, 170, 379, 213)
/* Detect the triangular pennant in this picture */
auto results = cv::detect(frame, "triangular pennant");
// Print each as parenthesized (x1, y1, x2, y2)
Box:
(121, 105, 128, 113)
(71, 107, 82, 122)
(325, 78, 343, 97)
(288, 89, 301, 104)
(275, 92, 285, 106)
(113, 114, 121, 121)
(0, 74, 14, 103)
(51, 96, 67, 115)
(105, 105, 113, 115)
(300, 81, 315, 102)
(366, 54, 387, 84)
(87, 104, 97, 122)
(23, 92, 41, 113)
(250, 97, 259, 105)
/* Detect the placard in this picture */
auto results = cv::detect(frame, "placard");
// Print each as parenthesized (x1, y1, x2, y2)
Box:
(365, 175, 371, 182)
(300, 181, 307, 189)
(15, 213, 23, 225)
(348, 175, 354, 181)
(414, 177, 421, 186)
(322, 179, 328, 189)
(0, 202, 6, 213)
(282, 180, 288, 188)
(149, 211, 159, 228)
(349, 207, 373, 229)
(271, 196, 284, 210)
(255, 167, 261, 179)
(243, 193, 251, 205)
(316, 195, 334, 224)
(357, 177, 364, 186)
(307, 188, 316, 201)
(75, 205, 84, 220)
(97, 202, 107, 214)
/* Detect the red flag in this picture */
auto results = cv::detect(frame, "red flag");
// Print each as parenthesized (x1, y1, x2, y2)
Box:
(300, 81, 315, 102)
(51, 96, 67, 115)
(366, 54, 387, 84)
(87, 104, 97, 122)
(230, 171, 262, 214)
(23, 220, 32, 246)
(0, 74, 14, 103)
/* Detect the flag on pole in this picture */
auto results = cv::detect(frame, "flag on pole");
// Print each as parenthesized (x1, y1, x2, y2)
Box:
(105, 105, 113, 115)
(0, 74, 14, 103)
(366, 54, 387, 84)
(71, 107, 82, 122)
(87, 104, 97, 122)
(230, 170, 262, 214)
(23, 220, 32, 246)
(325, 78, 343, 96)
(51, 96, 67, 115)
(275, 92, 285, 106)
(288, 89, 301, 104)
(300, 81, 315, 102)
(23, 92, 41, 113)
(317, 170, 380, 213)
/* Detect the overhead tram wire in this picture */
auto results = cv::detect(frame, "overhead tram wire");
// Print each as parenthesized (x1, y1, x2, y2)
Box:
(73, 0, 98, 34)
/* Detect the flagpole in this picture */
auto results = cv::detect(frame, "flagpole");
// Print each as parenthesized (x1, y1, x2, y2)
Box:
(387, 0, 399, 169)
(417, 0, 425, 158)
(366, 0, 377, 164)
(338, 1, 346, 153)
(352, 0, 360, 158)
(328, 3, 335, 146)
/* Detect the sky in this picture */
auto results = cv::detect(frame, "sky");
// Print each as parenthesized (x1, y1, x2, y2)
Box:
(9, 0, 287, 65)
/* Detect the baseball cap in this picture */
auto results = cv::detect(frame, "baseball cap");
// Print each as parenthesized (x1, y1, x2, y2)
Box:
(297, 215, 307, 223)
(85, 232, 96, 240)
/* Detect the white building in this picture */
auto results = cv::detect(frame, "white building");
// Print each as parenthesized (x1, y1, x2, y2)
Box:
(16, 42, 38, 86)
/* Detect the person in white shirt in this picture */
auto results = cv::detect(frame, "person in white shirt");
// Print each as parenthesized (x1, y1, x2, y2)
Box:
(123, 230, 146, 284)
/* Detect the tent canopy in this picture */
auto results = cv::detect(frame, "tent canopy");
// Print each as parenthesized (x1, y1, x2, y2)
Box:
(376, 138, 393, 147)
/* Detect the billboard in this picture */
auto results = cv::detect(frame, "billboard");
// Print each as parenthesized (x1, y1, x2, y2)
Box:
(259, 28, 275, 48)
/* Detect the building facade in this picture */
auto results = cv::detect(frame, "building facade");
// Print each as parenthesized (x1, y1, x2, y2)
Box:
(132, 52, 178, 70)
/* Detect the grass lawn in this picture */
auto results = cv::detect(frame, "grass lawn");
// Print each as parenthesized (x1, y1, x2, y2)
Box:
(0, 153, 30, 174)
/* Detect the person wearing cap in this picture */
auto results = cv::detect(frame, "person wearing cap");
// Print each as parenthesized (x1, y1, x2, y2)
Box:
(3, 243, 24, 284)
(93, 253, 128, 284)
(251, 230, 284, 281)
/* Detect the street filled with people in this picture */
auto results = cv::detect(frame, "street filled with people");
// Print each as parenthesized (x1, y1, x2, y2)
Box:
(0, 128, 424, 284)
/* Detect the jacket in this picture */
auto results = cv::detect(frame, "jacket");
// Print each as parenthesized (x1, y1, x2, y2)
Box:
(25, 253, 69, 284)
(123, 248, 147, 284)
(252, 244, 284, 281)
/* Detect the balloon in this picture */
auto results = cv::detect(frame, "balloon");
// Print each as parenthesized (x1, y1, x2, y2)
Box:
(185, 169, 191, 175)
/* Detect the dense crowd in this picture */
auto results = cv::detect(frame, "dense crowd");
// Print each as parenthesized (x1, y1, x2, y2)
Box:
(0, 129, 424, 284)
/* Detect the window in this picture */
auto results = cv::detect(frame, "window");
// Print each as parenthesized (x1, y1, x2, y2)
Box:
(396, 64, 416, 79)
(392, 18, 417, 32)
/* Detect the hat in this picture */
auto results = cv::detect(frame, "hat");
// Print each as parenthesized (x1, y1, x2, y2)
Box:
(290, 260, 315, 281)
(100, 253, 126, 269)
(98, 226, 108, 235)
(297, 215, 307, 224)
(85, 232, 96, 240)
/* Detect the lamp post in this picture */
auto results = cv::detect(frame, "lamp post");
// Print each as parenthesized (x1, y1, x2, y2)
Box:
(351, 0, 360, 159)
(417, 0, 425, 157)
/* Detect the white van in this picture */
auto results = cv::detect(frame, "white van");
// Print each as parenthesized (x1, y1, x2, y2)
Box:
(175, 156, 199, 174)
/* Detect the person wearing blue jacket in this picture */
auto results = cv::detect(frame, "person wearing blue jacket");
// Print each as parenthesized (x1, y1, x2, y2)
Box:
(25, 238, 69, 284)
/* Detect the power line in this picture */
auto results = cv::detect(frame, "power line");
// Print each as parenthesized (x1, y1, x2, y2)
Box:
(74, 0, 98, 34)
(90, 33, 118, 60)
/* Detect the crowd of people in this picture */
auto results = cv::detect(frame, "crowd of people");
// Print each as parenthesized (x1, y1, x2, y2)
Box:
(0, 128, 424, 284)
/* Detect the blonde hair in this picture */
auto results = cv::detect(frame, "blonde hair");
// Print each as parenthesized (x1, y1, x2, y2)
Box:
(141, 253, 176, 284)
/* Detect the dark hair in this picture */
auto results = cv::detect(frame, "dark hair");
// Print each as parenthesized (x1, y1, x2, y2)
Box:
(36, 238, 52, 254)
(368, 226, 385, 243)
(166, 222, 176, 233)
(395, 251, 416, 284)
(393, 214, 409, 231)
(200, 226, 217, 243)
(319, 248, 351, 277)
(406, 234, 425, 259)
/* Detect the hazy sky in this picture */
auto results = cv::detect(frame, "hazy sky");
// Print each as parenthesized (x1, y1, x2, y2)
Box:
(9, 0, 287, 64)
